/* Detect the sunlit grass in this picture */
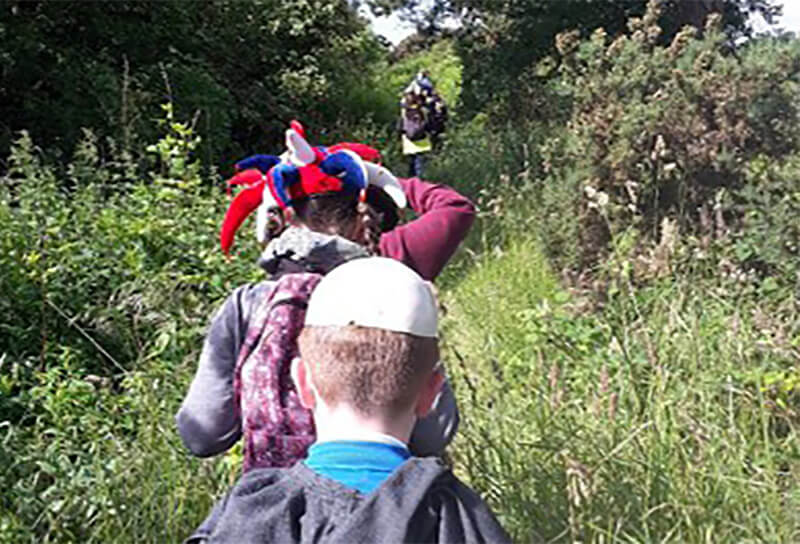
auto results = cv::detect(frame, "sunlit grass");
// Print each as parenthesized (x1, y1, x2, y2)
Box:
(442, 233, 800, 542)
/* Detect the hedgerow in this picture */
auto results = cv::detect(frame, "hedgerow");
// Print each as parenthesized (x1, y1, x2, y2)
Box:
(0, 116, 259, 541)
(542, 0, 800, 281)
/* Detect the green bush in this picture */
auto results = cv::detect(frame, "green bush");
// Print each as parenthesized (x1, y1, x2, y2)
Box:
(0, 114, 268, 541)
(543, 0, 800, 274)
(730, 151, 800, 280)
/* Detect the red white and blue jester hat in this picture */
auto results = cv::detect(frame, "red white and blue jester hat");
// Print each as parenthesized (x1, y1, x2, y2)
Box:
(220, 121, 406, 255)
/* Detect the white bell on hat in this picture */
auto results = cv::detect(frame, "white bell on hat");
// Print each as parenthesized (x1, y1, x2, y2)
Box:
(305, 257, 438, 338)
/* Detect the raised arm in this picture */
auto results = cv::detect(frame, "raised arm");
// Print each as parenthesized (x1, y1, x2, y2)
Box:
(175, 285, 262, 457)
(379, 177, 475, 281)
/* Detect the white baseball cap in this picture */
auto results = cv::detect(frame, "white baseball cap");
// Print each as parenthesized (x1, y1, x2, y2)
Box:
(305, 257, 438, 338)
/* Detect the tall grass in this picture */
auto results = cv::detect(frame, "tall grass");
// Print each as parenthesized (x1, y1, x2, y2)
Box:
(442, 235, 800, 542)
(0, 130, 247, 542)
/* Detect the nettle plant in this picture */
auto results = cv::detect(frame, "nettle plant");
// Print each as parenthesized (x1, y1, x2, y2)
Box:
(547, 0, 800, 276)
(146, 102, 203, 195)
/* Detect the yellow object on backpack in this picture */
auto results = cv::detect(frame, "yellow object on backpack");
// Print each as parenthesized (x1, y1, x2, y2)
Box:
(402, 134, 432, 155)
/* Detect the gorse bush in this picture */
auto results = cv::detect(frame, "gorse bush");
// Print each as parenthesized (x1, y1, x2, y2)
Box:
(543, 0, 800, 274)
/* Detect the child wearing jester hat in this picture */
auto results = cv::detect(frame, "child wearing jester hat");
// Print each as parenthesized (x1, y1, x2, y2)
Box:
(175, 121, 475, 473)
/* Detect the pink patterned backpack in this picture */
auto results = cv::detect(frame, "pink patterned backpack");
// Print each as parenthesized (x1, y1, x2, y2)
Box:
(233, 272, 322, 472)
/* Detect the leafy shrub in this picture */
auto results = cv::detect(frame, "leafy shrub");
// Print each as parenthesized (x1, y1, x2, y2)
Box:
(0, 108, 268, 541)
(544, 0, 800, 273)
(730, 151, 800, 281)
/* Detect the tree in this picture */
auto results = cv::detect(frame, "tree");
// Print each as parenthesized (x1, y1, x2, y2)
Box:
(0, 1, 388, 166)
(361, 0, 781, 114)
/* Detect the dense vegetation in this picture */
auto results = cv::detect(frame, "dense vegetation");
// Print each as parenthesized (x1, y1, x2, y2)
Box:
(0, 0, 389, 164)
(364, 0, 782, 114)
(2, 0, 799, 542)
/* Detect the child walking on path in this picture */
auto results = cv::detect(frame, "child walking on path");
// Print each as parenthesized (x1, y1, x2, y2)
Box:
(175, 123, 475, 471)
(188, 257, 511, 544)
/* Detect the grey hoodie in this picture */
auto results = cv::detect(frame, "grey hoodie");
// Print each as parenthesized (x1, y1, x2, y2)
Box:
(189, 457, 511, 544)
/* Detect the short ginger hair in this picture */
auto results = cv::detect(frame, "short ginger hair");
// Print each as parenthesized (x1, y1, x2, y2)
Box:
(297, 325, 438, 417)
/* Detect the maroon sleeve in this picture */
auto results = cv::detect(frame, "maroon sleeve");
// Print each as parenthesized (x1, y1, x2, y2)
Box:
(379, 177, 475, 281)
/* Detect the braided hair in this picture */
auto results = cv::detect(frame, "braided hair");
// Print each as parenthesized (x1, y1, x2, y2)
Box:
(356, 199, 383, 256)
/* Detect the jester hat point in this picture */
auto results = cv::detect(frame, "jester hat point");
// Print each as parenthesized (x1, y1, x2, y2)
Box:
(220, 122, 406, 255)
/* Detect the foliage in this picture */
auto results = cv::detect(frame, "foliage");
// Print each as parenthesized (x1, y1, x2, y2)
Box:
(146, 102, 203, 192)
(442, 234, 800, 542)
(0, 110, 265, 541)
(421, 11, 800, 538)
(4, 2, 800, 542)
(387, 40, 462, 109)
(340, 39, 463, 171)
(731, 151, 800, 280)
(0, 1, 390, 166)
(544, 1, 800, 277)
(362, 0, 781, 115)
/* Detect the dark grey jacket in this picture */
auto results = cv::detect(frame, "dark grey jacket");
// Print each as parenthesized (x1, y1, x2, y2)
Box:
(190, 457, 510, 544)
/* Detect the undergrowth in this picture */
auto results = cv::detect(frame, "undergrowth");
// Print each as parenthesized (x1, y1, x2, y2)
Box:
(443, 233, 800, 542)
(0, 126, 251, 542)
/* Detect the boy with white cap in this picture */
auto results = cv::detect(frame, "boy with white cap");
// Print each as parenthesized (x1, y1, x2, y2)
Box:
(189, 257, 510, 543)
